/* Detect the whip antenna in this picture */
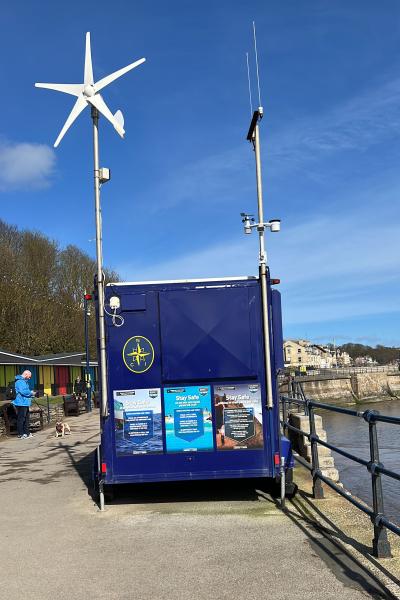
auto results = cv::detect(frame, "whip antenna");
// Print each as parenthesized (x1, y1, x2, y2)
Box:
(253, 21, 262, 108)
(246, 52, 253, 116)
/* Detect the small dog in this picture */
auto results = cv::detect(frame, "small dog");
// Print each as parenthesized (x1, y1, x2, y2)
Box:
(55, 421, 71, 437)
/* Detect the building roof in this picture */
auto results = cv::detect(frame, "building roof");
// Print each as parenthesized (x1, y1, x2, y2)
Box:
(0, 349, 98, 367)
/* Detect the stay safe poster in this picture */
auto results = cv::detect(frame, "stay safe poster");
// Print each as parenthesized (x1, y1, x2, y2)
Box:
(214, 383, 264, 450)
(114, 388, 163, 455)
(164, 385, 214, 452)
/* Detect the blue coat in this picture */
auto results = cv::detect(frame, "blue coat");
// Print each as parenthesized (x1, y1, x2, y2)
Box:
(13, 375, 34, 407)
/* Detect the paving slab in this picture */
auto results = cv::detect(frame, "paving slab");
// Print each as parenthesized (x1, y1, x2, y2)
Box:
(0, 412, 393, 600)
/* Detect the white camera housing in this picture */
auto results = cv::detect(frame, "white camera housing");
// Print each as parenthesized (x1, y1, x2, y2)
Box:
(109, 296, 120, 310)
(99, 167, 111, 183)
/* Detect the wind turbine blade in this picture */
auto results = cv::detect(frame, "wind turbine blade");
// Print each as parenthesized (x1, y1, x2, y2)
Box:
(94, 57, 146, 92)
(54, 95, 87, 147)
(114, 109, 124, 129)
(87, 94, 125, 137)
(35, 82, 82, 97)
(84, 32, 94, 85)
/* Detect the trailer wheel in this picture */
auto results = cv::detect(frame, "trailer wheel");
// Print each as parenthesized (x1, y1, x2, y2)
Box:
(284, 468, 298, 499)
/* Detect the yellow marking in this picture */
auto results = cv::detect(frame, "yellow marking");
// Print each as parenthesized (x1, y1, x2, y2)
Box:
(126, 342, 151, 366)
(122, 336, 155, 374)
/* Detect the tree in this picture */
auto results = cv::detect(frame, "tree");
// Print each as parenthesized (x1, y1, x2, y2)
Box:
(0, 219, 119, 356)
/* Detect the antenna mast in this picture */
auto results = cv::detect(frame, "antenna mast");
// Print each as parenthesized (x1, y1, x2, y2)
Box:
(244, 23, 275, 410)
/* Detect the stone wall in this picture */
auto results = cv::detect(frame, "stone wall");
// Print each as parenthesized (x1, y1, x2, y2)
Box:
(287, 412, 340, 482)
(300, 377, 355, 404)
(281, 372, 400, 404)
(350, 373, 392, 400)
(387, 374, 400, 397)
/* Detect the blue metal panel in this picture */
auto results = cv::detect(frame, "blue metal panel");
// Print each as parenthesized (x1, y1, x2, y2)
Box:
(159, 287, 257, 381)
(271, 290, 284, 372)
(100, 278, 282, 485)
(120, 292, 146, 311)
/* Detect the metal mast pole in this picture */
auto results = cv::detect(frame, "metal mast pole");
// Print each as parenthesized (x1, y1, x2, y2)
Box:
(84, 293, 92, 412)
(91, 106, 108, 417)
(248, 108, 274, 409)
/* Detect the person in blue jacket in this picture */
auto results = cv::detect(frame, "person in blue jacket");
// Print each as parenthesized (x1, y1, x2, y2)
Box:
(13, 370, 35, 439)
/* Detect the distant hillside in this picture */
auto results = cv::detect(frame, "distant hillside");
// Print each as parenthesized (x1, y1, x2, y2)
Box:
(339, 343, 399, 365)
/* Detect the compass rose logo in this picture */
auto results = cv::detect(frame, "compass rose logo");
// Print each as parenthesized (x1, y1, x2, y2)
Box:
(123, 336, 154, 374)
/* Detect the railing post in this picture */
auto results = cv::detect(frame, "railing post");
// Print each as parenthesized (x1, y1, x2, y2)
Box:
(300, 383, 308, 416)
(282, 398, 288, 437)
(46, 394, 50, 424)
(308, 402, 324, 499)
(365, 411, 391, 558)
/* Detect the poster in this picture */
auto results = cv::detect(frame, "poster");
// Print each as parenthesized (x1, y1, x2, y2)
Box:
(114, 388, 163, 455)
(164, 385, 213, 452)
(214, 383, 264, 450)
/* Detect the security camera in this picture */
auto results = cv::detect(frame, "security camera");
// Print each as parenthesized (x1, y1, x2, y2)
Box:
(269, 219, 281, 232)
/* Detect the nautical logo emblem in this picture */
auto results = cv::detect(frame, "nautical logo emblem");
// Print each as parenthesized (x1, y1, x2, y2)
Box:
(123, 336, 155, 374)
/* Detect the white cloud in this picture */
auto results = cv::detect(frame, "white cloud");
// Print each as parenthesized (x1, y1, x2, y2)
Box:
(119, 205, 400, 328)
(266, 75, 400, 174)
(0, 139, 56, 191)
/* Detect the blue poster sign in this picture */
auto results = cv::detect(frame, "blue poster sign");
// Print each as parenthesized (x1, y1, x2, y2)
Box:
(124, 410, 154, 443)
(164, 385, 213, 452)
(214, 383, 263, 450)
(114, 388, 163, 455)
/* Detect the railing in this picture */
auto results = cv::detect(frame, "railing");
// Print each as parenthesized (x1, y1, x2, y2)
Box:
(281, 390, 400, 558)
(283, 365, 398, 377)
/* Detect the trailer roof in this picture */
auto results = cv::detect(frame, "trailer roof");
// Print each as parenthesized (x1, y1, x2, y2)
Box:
(107, 276, 257, 286)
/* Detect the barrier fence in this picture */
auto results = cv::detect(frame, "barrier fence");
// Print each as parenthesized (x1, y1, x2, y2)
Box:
(280, 389, 400, 558)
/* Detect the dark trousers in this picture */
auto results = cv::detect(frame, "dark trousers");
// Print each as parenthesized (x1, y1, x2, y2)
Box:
(16, 406, 30, 437)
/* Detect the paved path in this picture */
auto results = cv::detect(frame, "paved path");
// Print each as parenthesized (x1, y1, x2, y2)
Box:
(0, 412, 392, 600)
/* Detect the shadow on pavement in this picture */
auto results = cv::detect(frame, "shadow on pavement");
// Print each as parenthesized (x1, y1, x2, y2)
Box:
(278, 492, 398, 600)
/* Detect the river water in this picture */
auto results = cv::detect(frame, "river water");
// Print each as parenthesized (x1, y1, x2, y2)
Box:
(321, 399, 400, 525)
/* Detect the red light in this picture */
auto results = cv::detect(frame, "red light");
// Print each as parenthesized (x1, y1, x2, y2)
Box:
(84, 294, 93, 300)
(101, 462, 107, 474)
(274, 453, 280, 466)
(270, 279, 280, 285)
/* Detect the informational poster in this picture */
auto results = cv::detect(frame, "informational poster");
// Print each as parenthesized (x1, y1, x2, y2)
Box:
(214, 383, 264, 450)
(164, 385, 213, 452)
(114, 388, 163, 456)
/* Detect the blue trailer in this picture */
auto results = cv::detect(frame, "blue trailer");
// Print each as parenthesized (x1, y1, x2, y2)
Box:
(94, 273, 294, 504)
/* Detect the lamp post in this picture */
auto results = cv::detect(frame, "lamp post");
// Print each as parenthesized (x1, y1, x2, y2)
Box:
(84, 292, 93, 412)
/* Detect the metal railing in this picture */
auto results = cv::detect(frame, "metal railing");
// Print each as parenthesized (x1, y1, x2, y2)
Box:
(281, 389, 400, 558)
(282, 365, 398, 377)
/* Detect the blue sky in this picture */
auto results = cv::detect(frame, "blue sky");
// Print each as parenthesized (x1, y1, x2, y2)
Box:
(1, 1, 400, 346)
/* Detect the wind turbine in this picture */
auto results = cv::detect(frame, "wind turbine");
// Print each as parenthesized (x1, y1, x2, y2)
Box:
(35, 33, 146, 419)
(35, 32, 145, 147)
